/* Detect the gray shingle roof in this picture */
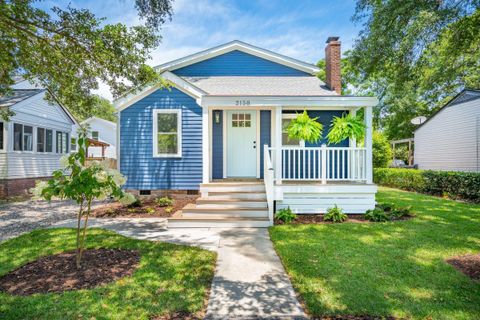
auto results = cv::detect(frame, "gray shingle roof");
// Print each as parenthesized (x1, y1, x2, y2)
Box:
(183, 76, 336, 96)
(0, 89, 44, 107)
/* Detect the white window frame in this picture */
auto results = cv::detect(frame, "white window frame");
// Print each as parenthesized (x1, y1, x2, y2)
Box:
(13, 122, 35, 153)
(152, 109, 182, 158)
(91, 131, 99, 141)
(282, 113, 305, 147)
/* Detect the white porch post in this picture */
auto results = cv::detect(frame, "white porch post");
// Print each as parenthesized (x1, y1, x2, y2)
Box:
(275, 106, 282, 184)
(364, 106, 373, 184)
(202, 106, 210, 184)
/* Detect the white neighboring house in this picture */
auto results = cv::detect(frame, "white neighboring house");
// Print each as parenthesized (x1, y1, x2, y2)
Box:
(414, 89, 480, 172)
(80, 117, 117, 159)
(0, 78, 77, 198)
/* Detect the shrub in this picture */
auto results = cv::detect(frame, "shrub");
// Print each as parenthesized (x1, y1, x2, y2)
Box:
(372, 131, 392, 168)
(165, 206, 174, 214)
(128, 197, 142, 208)
(145, 207, 156, 214)
(324, 205, 348, 223)
(275, 207, 297, 223)
(374, 168, 480, 202)
(390, 206, 414, 219)
(365, 208, 389, 222)
(156, 196, 174, 207)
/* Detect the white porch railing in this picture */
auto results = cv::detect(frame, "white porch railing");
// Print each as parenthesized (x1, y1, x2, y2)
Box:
(263, 145, 275, 224)
(266, 145, 367, 183)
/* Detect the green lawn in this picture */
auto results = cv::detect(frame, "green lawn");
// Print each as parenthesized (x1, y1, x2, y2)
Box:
(0, 228, 216, 319)
(270, 187, 480, 319)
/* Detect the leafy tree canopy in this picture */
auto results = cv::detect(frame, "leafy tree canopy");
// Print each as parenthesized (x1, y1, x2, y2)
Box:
(348, 0, 480, 139)
(0, 0, 173, 121)
(74, 95, 116, 122)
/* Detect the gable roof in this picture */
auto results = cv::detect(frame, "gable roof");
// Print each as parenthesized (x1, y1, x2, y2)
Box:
(0, 89, 43, 107)
(81, 116, 117, 128)
(155, 40, 320, 75)
(183, 76, 336, 96)
(415, 89, 480, 131)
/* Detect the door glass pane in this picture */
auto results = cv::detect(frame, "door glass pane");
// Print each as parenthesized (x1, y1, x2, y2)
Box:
(157, 113, 177, 132)
(37, 128, 45, 152)
(46, 129, 53, 152)
(14, 123, 23, 151)
(24, 125, 33, 151)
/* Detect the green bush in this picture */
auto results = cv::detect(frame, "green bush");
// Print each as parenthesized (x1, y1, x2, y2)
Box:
(365, 208, 389, 222)
(156, 196, 174, 207)
(127, 197, 142, 208)
(372, 131, 392, 168)
(275, 207, 297, 223)
(324, 205, 348, 223)
(374, 168, 480, 202)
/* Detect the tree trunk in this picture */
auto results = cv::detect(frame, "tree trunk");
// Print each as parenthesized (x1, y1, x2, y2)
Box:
(78, 198, 92, 265)
(75, 201, 84, 269)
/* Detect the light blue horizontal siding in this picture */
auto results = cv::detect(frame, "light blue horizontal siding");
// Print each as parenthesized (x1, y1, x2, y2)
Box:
(173, 50, 310, 76)
(120, 88, 202, 190)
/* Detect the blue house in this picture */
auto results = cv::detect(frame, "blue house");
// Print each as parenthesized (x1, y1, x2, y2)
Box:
(115, 38, 378, 227)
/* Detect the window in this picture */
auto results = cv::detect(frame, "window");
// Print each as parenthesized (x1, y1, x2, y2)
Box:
(71, 137, 77, 152)
(153, 109, 182, 157)
(0, 122, 4, 150)
(46, 129, 53, 152)
(282, 115, 301, 146)
(13, 123, 34, 151)
(56, 131, 69, 154)
(91, 131, 99, 141)
(37, 128, 45, 152)
(231, 113, 251, 128)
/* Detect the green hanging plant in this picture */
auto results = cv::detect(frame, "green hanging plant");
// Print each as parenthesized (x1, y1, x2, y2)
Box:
(327, 113, 366, 144)
(287, 110, 323, 144)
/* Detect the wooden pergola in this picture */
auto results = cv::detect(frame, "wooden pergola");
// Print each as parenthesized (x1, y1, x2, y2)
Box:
(86, 138, 110, 159)
(391, 138, 414, 165)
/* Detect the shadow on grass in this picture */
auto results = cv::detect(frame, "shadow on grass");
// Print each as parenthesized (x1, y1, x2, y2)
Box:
(270, 187, 480, 319)
(0, 228, 217, 320)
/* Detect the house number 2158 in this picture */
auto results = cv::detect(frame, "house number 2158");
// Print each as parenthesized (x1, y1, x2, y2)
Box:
(235, 100, 251, 106)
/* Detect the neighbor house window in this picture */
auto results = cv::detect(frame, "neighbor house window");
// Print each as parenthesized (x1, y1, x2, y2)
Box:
(91, 131, 99, 141)
(0, 122, 4, 150)
(46, 129, 53, 152)
(282, 114, 301, 146)
(13, 123, 34, 151)
(71, 137, 77, 152)
(37, 127, 45, 152)
(56, 131, 69, 154)
(153, 109, 182, 157)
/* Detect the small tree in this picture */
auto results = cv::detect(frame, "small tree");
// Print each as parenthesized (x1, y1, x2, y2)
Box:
(32, 129, 135, 268)
(287, 110, 323, 144)
(373, 131, 392, 168)
(327, 113, 366, 145)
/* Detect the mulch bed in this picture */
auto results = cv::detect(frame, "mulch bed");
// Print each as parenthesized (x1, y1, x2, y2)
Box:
(275, 214, 413, 225)
(0, 248, 140, 296)
(446, 253, 480, 280)
(152, 312, 203, 320)
(91, 194, 198, 218)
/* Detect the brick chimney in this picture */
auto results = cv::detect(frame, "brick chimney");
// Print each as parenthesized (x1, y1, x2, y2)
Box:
(325, 36, 341, 95)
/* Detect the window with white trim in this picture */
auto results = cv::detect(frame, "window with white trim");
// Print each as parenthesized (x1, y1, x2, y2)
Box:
(46, 129, 53, 152)
(56, 131, 69, 154)
(0, 122, 4, 151)
(13, 123, 33, 151)
(71, 137, 77, 152)
(153, 109, 182, 157)
(282, 114, 301, 146)
(91, 131, 99, 141)
(37, 127, 45, 152)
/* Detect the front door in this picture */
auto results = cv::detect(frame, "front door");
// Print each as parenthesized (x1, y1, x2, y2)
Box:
(226, 110, 257, 177)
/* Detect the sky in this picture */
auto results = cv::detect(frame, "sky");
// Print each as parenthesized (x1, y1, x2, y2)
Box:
(37, 0, 362, 100)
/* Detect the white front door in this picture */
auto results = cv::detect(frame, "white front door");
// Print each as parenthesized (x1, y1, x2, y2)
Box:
(226, 110, 257, 177)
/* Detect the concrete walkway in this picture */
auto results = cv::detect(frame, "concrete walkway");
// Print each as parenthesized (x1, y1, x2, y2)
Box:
(51, 219, 307, 319)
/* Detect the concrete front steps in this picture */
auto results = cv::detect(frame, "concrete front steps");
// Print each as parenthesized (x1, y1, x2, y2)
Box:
(168, 182, 272, 228)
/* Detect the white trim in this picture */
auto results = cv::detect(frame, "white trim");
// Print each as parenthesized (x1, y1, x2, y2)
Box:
(161, 71, 208, 98)
(81, 116, 116, 128)
(222, 110, 227, 179)
(256, 109, 261, 178)
(155, 40, 319, 75)
(152, 109, 182, 158)
(201, 96, 379, 108)
(116, 112, 121, 170)
(202, 107, 209, 183)
(116, 85, 162, 112)
(364, 106, 373, 184)
(274, 107, 283, 184)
